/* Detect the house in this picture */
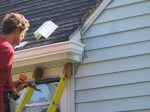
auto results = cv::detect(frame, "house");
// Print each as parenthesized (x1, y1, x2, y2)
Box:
(0, 0, 150, 112)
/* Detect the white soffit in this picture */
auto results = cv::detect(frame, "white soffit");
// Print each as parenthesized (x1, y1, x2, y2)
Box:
(13, 41, 85, 74)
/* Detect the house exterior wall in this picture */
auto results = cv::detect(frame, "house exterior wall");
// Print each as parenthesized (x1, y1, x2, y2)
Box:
(75, 0, 150, 112)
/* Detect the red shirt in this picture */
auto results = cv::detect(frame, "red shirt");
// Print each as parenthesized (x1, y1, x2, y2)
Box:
(0, 37, 14, 92)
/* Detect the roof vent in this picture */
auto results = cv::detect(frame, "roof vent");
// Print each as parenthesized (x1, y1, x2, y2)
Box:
(34, 20, 58, 40)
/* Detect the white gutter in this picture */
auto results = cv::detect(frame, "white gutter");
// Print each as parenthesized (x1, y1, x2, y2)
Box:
(13, 41, 85, 74)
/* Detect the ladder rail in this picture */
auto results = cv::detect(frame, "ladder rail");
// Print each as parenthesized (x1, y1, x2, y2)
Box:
(16, 87, 35, 112)
(47, 63, 73, 112)
(47, 74, 69, 112)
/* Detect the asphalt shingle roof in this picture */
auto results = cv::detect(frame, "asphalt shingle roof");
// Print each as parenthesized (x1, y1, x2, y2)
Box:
(0, 0, 102, 51)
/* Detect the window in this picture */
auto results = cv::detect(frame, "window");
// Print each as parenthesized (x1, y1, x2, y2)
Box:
(13, 66, 72, 112)
(15, 83, 60, 112)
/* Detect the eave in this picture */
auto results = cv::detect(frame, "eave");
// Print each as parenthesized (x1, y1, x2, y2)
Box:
(12, 41, 85, 74)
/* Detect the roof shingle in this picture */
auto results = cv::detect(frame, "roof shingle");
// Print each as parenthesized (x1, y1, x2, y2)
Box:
(0, 0, 102, 51)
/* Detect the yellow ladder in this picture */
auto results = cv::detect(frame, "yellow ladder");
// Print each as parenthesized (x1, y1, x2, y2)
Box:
(46, 63, 73, 112)
(16, 67, 43, 112)
(16, 63, 73, 112)
(16, 87, 35, 112)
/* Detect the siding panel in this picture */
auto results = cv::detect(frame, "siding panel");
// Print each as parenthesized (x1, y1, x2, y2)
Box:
(76, 82, 150, 103)
(84, 27, 150, 50)
(76, 54, 150, 78)
(121, 109, 150, 112)
(76, 96, 150, 112)
(84, 41, 150, 63)
(76, 68, 150, 90)
(75, 0, 150, 112)
(106, 0, 145, 9)
(83, 14, 150, 38)
(94, 1, 150, 23)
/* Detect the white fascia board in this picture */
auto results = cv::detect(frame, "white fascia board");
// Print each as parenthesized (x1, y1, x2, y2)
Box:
(13, 41, 85, 74)
(69, 0, 111, 41)
(82, 0, 111, 33)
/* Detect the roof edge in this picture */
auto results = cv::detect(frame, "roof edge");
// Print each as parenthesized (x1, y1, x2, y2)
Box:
(13, 41, 85, 74)
(82, 0, 111, 33)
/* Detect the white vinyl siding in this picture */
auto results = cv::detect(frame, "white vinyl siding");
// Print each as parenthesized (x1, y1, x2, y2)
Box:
(75, 0, 150, 112)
